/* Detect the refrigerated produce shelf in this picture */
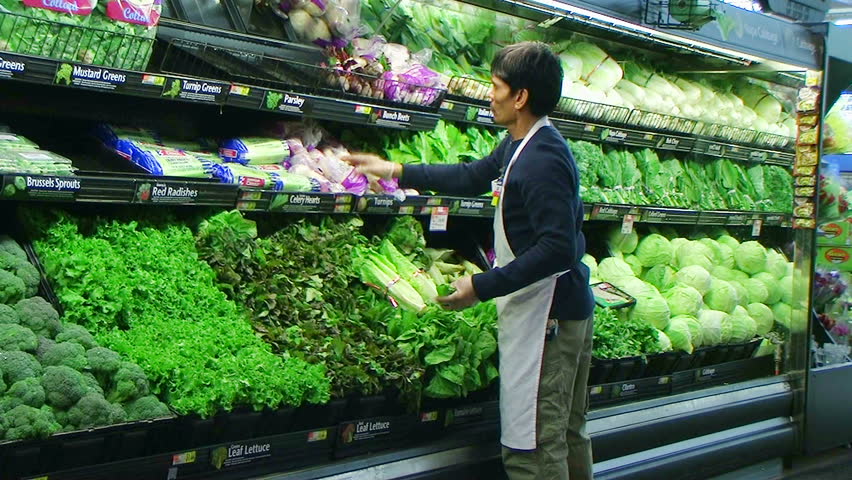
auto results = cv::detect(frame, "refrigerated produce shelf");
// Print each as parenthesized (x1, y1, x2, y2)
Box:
(0, 48, 796, 164)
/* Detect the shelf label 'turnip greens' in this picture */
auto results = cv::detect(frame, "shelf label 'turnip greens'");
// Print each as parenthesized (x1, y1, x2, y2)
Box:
(161, 78, 228, 103)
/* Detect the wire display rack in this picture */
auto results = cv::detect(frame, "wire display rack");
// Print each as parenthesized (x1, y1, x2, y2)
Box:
(160, 39, 447, 112)
(555, 97, 633, 124)
(628, 109, 701, 134)
(700, 122, 759, 144)
(0, 13, 154, 71)
(446, 76, 491, 103)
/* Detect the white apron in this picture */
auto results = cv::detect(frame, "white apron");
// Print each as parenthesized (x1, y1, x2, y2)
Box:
(494, 116, 567, 450)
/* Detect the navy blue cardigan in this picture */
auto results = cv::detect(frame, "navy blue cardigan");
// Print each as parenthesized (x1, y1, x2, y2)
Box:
(401, 125, 595, 321)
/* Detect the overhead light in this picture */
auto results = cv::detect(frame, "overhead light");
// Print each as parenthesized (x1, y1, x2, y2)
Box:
(509, 0, 811, 71)
(835, 18, 852, 26)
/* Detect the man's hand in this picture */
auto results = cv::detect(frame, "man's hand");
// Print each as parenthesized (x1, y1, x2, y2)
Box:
(343, 153, 402, 179)
(437, 276, 480, 311)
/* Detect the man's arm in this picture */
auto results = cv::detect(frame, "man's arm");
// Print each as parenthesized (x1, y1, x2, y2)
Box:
(400, 140, 506, 196)
(471, 142, 580, 300)
(345, 138, 509, 198)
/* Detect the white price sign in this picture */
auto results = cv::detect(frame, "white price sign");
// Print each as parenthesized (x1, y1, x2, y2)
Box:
(429, 207, 449, 232)
(621, 214, 636, 234)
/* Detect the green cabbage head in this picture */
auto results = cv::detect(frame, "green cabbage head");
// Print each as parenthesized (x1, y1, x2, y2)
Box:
(582, 254, 598, 278)
(629, 293, 671, 330)
(741, 278, 769, 304)
(747, 303, 774, 335)
(753, 272, 782, 304)
(635, 234, 673, 267)
(729, 305, 757, 343)
(674, 265, 712, 295)
(665, 316, 695, 353)
(698, 309, 728, 346)
(598, 257, 635, 283)
(735, 241, 767, 275)
(664, 284, 702, 317)
(704, 278, 739, 313)
(608, 229, 639, 254)
(643, 265, 677, 292)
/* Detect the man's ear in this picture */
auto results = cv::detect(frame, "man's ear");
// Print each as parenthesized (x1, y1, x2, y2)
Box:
(514, 88, 529, 112)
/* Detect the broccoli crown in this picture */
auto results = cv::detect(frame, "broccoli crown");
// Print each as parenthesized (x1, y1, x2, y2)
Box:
(41, 365, 96, 409)
(0, 351, 42, 384)
(107, 362, 150, 404)
(35, 336, 56, 359)
(2, 377, 46, 410)
(87, 347, 121, 377)
(124, 395, 171, 422)
(82, 372, 104, 396)
(41, 341, 88, 370)
(0, 323, 38, 352)
(1, 404, 61, 441)
(66, 394, 127, 429)
(55, 324, 97, 350)
(14, 262, 40, 298)
(0, 236, 27, 262)
(0, 269, 26, 305)
(0, 251, 25, 271)
(0, 304, 18, 325)
(14, 296, 61, 339)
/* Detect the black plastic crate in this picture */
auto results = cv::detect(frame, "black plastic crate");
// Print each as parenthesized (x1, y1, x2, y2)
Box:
(590, 356, 646, 385)
(644, 351, 683, 377)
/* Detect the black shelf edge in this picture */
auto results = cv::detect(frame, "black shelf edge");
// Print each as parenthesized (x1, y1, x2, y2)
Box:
(0, 49, 796, 157)
(0, 51, 440, 131)
(0, 175, 791, 225)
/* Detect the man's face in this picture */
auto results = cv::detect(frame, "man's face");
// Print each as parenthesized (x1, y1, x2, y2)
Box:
(490, 76, 521, 126)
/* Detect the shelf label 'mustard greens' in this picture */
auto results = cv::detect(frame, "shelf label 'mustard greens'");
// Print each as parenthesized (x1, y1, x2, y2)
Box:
(55, 63, 127, 91)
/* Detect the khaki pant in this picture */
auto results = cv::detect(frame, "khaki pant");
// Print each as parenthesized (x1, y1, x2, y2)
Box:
(502, 315, 594, 480)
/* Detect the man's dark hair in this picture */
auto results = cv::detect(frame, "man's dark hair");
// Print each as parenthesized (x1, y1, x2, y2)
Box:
(491, 42, 563, 117)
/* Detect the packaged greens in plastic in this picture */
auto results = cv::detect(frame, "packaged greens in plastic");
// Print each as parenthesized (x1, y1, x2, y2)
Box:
(0, 133, 39, 150)
(212, 163, 321, 192)
(219, 137, 291, 165)
(131, 144, 212, 178)
(0, 149, 76, 175)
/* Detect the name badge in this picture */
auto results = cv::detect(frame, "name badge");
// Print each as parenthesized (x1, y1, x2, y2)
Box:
(491, 179, 502, 206)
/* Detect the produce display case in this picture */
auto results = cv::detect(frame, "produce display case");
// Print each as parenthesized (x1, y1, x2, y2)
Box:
(805, 24, 852, 454)
(0, 0, 827, 478)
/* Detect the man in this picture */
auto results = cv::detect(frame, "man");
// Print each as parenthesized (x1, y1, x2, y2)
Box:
(346, 42, 595, 480)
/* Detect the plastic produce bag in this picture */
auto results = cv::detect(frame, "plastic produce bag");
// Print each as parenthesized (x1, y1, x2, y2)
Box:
(129, 144, 212, 177)
(212, 163, 321, 192)
(278, 0, 363, 48)
(219, 138, 291, 165)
